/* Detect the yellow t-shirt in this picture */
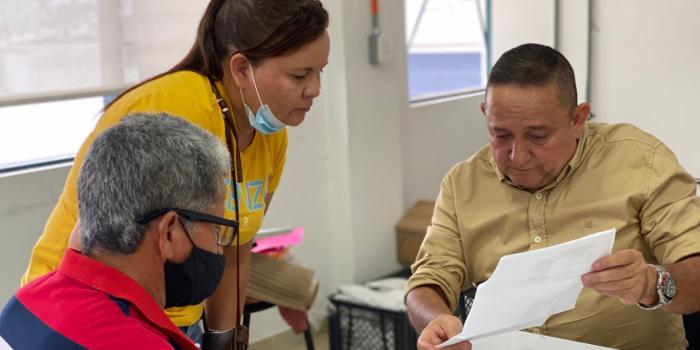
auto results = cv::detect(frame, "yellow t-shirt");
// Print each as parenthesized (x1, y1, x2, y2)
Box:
(21, 70, 287, 326)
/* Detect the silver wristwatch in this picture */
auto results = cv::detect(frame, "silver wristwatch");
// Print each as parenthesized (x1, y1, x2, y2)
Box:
(638, 264, 676, 310)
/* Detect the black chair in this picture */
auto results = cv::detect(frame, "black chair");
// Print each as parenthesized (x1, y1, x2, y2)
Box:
(685, 312, 700, 349)
(243, 301, 315, 350)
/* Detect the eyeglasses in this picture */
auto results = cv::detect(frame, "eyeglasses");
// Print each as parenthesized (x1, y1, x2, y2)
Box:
(136, 208, 238, 246)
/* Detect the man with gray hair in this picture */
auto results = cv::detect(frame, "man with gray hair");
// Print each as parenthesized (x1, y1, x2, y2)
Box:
(0, 113, 236, 349)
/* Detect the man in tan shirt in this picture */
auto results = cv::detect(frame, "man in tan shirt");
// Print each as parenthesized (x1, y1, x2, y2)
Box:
(405, 43, 700, 350)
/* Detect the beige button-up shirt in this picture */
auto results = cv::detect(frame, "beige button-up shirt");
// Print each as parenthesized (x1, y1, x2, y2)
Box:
(407, 122, 700, 349)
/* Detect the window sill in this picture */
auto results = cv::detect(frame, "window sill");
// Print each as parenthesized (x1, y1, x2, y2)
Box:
(0, 159, 73, 179)
(409, 88, 485, 109)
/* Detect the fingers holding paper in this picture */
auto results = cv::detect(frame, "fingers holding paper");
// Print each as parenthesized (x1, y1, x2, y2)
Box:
(417, 314, 471, 350)
(581, 249, 657, 305)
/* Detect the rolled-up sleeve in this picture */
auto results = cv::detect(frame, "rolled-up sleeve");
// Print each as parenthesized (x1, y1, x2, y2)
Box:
(405, 171, 470, 312)
(641, 143, 700, 264)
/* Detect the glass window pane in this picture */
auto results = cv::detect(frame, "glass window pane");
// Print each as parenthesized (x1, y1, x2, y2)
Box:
(0, 97, 102, 171)
(0, 0, 205, 103)
(0, 0, 205, 171)
(406, 0, 488, 100)
(0, 0, 102, 99)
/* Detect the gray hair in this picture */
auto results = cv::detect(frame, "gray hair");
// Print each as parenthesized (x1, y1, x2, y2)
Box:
(78, 113, 230, 255)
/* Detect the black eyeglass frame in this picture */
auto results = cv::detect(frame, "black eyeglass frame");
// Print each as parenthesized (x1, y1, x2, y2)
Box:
(135, 208, 239, 246)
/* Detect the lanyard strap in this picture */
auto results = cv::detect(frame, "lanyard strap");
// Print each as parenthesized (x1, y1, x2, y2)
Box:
(208, 78, 244, 328)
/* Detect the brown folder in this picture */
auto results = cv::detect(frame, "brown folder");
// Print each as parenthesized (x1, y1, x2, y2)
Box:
(247, 253, 319, 311)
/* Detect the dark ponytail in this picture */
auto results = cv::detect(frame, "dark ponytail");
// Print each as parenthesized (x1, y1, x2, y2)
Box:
(104, 0, 329, 110)
(169, 0, 227, 79)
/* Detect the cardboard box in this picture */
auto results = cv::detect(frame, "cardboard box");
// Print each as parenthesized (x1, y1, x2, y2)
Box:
(395, 200, 435, 266)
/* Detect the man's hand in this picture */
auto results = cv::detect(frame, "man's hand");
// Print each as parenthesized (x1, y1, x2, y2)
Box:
(581, 249, 657, 305)
(417, 314, 471, 350)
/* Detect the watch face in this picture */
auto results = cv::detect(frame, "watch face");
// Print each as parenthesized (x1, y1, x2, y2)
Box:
(662, 275, 676, 299)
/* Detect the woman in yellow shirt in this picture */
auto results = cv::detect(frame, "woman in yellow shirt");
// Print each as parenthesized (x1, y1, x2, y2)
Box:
(22, 0, 329, 348)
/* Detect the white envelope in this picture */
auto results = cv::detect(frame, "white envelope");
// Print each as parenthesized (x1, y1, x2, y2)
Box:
(439, 228, 616, 348)
(471, 330, 617, 349)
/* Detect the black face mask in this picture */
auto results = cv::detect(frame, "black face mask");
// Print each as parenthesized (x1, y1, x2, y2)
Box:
(163, 231, 225, 308)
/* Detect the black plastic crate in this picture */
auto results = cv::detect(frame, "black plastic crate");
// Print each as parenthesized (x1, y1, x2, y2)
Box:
(329, 295, 418, 350)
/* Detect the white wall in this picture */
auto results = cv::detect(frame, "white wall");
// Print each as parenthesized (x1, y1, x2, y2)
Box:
(401, 95, 488, 208)
(557, 0, 590, 103)
(492, 0, 555, 63)
(0, 165, 69, 303)
(590, 0, 700, 177)
(342, 0, 406, 284)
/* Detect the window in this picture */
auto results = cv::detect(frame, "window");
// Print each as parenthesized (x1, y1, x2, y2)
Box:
(405, 0, 490, 101)
(0, 97, 103, 171)
(0, 0, 206, 172)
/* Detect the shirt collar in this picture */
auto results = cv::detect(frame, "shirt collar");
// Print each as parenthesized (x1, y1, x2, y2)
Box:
(58, 249, 189, 346)
(556, 122, 589, 183)
(489, 155, 506, 182)
(489, 123, 590, 191)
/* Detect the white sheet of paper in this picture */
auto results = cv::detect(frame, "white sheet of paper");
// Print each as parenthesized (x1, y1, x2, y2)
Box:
(438, 228, 616, 348)
(0, 335, 11, 350)
(471, 331, 617, 350)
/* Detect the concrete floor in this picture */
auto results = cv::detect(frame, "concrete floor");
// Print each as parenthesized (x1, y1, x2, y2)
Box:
(249, 327, 329, 350)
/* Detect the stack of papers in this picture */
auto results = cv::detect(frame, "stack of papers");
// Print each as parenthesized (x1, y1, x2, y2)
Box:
(471, 331, 617, 349)
(439, 228, 616, 348)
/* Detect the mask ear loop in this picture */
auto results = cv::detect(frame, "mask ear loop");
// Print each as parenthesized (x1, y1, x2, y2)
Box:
(248, 64, 265, 106)
(208, 78, 247, 346)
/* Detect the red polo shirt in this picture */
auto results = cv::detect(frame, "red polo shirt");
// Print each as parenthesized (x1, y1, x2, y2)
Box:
(0, 249, 198, 350)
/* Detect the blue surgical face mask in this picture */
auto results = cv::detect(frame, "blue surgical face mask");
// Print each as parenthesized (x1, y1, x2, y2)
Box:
(240, 64, 287, 134)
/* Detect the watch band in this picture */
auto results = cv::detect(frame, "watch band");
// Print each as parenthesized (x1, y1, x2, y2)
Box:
(637, 264, 674, 310)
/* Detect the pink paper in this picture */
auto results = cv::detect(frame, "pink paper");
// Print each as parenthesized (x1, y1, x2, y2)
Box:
(251, 227, 304, 253)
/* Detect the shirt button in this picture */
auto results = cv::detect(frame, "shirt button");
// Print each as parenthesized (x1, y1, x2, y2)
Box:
(533, 236, 542, 243)
(535, 193, 543, 200)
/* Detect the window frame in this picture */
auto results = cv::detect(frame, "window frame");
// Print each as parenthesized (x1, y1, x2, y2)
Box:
(0, 90, 119, 175)
(405, 0, 493, 104)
